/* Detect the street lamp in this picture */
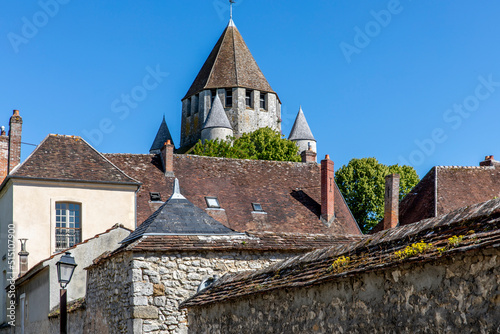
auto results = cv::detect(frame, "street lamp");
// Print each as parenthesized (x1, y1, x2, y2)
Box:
(56, 252, 77, 334)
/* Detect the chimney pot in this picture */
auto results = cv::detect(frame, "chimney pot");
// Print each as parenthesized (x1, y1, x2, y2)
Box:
(18, 239, 29, 276)
(321, 155, 335, 223)
(383, 174, 400, 230)
(13, 110, 19, 116)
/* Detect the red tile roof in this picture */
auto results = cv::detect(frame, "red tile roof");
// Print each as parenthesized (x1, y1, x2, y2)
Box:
(104, 153, 361, 235)
(181, 198, 500, 308)
(9, 135, 140, 186)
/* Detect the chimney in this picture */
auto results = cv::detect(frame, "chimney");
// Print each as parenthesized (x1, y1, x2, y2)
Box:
(18, 239, 29, 276)
(8, 110, 22, 174)
(161, 140, 174, 177)
(321, 155, 335, 223)
(301, 145, 317, 163)
(383, 174, 400, 230)
(480, 155, 500, 167)
(0, 125, 8, 183)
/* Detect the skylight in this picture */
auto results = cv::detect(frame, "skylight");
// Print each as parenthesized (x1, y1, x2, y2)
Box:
(252, 203, 264, 212)
(205, 196, 221, 209)
(150, 192, 161, 201)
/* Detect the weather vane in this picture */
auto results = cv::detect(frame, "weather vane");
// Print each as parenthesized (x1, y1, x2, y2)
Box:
(230, 0, 236, 20)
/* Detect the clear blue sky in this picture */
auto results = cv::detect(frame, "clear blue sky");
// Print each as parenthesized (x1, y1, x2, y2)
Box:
(2, 1, 500, 177)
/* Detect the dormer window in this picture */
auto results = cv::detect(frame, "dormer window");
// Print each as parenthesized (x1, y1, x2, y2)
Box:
(150, 192, 161, 202)
(245, 89, 252, 108)
(225, 89, 232, 107)
(260, 93, 266, 109)
(205, 196, 221, 209)
(252, 203, 264, 212)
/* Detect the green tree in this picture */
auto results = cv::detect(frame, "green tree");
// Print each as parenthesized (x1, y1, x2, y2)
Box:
(335, 158, 420, 233)
(191, 127, 301, 162)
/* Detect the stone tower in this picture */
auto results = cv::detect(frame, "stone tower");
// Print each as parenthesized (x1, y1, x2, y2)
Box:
(201, 95, 234, 142)
(288, 106, 316, 159)
(180, 19, 281, 149)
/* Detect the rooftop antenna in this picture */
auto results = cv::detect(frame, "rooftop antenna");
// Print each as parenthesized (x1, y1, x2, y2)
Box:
(230, 0, 235, 20)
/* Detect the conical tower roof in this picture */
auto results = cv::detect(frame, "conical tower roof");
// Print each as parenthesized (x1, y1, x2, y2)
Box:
(183, 19, 276, 100)
(288, 107, 315, 141)
(150, 116, 174, 153)
(121, 179, 240, 244)
(202, 95, 233, 130)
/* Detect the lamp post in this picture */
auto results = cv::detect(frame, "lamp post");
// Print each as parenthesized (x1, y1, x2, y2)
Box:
(56, 252, 77, 334)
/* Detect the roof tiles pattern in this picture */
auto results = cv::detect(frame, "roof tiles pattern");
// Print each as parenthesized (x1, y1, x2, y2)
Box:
(181, 198, 500, 307)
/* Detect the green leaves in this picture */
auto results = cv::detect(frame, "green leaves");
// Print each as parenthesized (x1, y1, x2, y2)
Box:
(191, 127, 301, 162)
(335, 158, 420, 233)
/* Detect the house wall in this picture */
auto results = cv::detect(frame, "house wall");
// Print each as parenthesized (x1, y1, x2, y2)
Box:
(85, 250, 296, 334)
(187, 247, 500, 334)
(10, 226, 131, 333)
(3, 179, 136, 279)
(0, 183, 14, 325)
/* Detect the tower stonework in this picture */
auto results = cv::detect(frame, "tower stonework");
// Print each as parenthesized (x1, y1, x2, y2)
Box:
(180, 19, 281, 149)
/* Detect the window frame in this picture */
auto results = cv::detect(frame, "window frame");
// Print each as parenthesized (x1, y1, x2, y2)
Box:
(260, 93, 266, 110)
(205, 196, 221, 209)
(245, 89, 253, 108)
(55, 202, 82, 252)
(225, 88, 233, 107)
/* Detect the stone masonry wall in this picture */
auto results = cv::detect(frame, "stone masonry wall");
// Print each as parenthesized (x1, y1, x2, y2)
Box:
(85, 250, 294, 334)
(85, 251, 134, 333)
(130, 251, 291, 334)
(187, 248, 500, 333)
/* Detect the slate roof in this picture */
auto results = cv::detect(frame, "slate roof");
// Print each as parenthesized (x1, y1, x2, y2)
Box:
(183, 19, 276, 100)
(372, 159, 500, 232)
(288, 107, 315, 142)
(181, 197, 500, 308)
(121, 179, 240, 244)
(150, 116, 174, 153)
(7, 135, 140, 186)
(203, 95, 233, 130)
(104, 153, 361, 235)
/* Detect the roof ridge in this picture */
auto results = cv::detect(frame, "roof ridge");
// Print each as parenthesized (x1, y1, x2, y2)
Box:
(80, 138, 142, 185)
(436, 165, 494, 170)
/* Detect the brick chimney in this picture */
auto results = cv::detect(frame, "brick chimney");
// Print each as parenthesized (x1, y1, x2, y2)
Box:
(8, 110, 22, 174)
(301, 146, 317, 163)
(321, 155, 335, 223)
(383, 174, 400, 230)
(480, 155, 500, 167)
(0, 126, 8, 183)
(161, 140, 174, 177)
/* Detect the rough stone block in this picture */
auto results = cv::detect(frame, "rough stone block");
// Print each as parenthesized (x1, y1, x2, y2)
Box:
(132, 306, 158, 319)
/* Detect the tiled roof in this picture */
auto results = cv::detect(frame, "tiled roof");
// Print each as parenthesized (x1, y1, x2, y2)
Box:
(88, 231, 362, 269)
(121, 179, 240, 244)
(183, 20, 276, 100)
(373, 163, 500, 232)
(104, 153, 361, 235)
(288, 107, 315, 142)
(9, 134, 140, 186)
(150, 116, 174, 153)
(181, 198, 500, 308)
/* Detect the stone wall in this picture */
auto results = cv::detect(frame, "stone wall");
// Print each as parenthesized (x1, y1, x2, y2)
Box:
(187, 248, 500, 333)
(86, 250, 293, 334)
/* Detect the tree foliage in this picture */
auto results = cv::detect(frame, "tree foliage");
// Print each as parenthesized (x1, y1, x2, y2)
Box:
(335, 157, 420, 233)
(191, 127, 301, 162)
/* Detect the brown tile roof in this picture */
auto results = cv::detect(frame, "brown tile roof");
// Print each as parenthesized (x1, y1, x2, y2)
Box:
(183, 20, 276, 100)
(104, 153, 361, 235)
(181, 198, 500, 308)
(9, 135, 140, 186)
(87, 231, 363, 269)
(373, 163, 500, 233)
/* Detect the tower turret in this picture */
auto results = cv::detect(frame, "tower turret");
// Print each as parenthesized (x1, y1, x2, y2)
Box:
(288, 106, 316, 159)
(201, 95, 234, 142)
(180, 19, 281, 149)
(150, 115, 174, 154)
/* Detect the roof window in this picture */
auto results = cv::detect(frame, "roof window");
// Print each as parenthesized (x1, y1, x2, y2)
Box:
(205, 196, 221, 209)
(150, 192, 161, 201)
(252, 203, 264, 212)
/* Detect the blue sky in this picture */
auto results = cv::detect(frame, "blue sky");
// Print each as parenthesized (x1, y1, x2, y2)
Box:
(1, 1, 500, 177)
